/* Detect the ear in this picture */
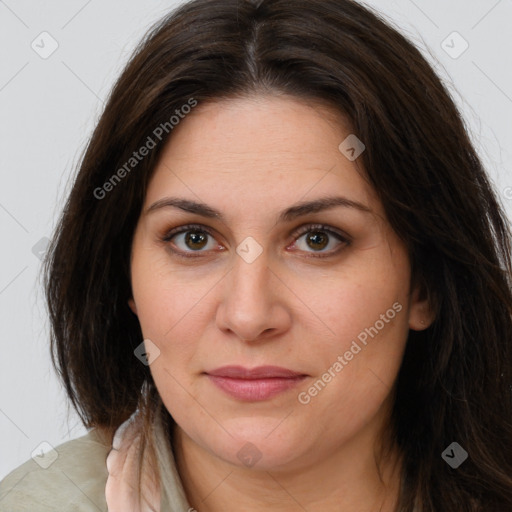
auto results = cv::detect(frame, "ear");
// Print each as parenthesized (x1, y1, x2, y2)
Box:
(128, 298, 138, 316)
(408, 282, 435, 331)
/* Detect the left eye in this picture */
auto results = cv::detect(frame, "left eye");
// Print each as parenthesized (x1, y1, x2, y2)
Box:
(290, 224, 349, 256)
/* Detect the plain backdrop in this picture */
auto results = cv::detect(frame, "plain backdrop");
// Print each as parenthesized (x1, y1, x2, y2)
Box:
(1, 0, 511, 480)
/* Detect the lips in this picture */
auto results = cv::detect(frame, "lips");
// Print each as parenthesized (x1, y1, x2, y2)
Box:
(207, 365, 305, 379)
(205, 365, 307, 401)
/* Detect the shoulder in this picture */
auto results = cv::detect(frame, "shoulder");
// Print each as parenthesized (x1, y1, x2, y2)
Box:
(0, 428, 112, 512)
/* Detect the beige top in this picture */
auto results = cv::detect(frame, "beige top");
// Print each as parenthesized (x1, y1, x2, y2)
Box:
(0, 429, 191, 511)
(1, 428, 416, 511)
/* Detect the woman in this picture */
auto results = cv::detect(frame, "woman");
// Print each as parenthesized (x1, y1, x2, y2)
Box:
(1, 0, 511, 510)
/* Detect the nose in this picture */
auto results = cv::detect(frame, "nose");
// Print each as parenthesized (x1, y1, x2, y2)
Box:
(215, 247, 291, 343)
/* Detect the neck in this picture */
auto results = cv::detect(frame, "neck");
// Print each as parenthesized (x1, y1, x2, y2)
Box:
(173, 423, 402, 512)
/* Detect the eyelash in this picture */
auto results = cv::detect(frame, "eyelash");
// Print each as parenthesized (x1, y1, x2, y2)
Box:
(161, 223, 351, 259)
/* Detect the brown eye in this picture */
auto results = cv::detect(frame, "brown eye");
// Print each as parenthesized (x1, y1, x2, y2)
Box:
(304, 231, 329, 251)
(162, 225, 219, 256)
(184, 231, 209, 250)
(292, 224, 350, 257)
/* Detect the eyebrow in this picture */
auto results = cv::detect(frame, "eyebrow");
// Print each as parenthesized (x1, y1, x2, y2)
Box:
(145, 195, 372, 222)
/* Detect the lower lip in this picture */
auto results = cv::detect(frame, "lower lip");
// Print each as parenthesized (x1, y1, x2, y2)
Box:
(206, 375, 307, 401)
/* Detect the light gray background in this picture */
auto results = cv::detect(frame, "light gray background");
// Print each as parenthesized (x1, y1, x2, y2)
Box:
(1, 0, 511, 480)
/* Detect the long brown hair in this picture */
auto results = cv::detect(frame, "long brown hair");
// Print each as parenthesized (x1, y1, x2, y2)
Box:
(44, 0, 512, 510)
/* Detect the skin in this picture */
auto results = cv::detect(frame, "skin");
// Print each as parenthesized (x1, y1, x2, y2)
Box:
(128, 95, 433, 511)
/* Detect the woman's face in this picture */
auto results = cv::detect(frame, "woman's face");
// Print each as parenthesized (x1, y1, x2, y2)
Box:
(129, 95, 430, 471)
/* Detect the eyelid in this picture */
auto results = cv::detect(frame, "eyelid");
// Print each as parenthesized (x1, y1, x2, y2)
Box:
(291, 223, 351, 243)
(161, 223, 216, 243)
(161, 223, 221, 259)
(287, 223, 351, 258)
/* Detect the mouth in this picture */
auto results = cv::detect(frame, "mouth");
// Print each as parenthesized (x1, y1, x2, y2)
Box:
(204, 365, 308, 401)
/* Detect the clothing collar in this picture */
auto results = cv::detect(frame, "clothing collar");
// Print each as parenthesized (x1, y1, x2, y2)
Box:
(105, 410, 190, 511)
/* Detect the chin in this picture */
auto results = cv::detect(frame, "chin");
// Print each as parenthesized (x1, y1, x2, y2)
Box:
(200, 420, 310, 471)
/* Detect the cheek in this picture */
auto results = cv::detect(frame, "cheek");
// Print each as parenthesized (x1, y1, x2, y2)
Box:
(131, 244, 212, 335)
(131, 261, 213, 418)
(291, 251, 410, 400)
(293, 257, 409, 349)
(295, 307, 408, 443)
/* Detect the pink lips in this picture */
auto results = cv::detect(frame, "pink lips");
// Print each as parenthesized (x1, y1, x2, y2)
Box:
(205, 365, 307, 401)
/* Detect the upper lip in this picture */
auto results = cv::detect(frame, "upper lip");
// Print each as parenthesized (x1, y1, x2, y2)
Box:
(206, 365, 306, 379)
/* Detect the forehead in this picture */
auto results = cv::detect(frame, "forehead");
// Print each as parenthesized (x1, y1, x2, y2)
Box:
(158, 94, 351, 164)
(144, 95, 381, 219)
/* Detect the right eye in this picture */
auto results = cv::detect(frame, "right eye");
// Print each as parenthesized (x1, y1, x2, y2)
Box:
(161, 224, 224, 258)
